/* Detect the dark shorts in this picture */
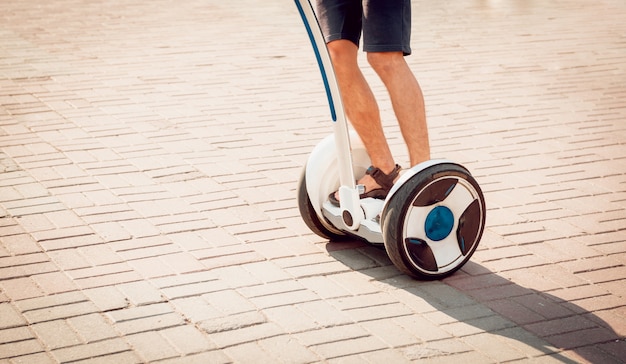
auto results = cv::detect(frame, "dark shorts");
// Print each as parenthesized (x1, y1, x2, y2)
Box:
(316, 0, 412, 55)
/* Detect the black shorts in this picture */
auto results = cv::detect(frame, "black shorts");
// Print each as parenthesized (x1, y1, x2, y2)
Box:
(316, 0, 412, 55)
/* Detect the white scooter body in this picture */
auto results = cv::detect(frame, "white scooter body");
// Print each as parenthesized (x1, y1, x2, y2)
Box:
(305, 131, 456, 244)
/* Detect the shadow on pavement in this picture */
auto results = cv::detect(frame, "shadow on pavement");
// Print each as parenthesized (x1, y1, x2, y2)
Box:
(325, 240, 624, 363)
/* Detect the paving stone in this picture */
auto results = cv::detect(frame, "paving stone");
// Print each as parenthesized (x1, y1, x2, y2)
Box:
(125, 331, 179, 363)
(546, 326, 621, 351)
(210, 265, 264, 289)
(126, 257, 177, 279)
(67, 313, 119, 343)
(31, 320, 82, 350)
(82, 286, 129, 312)
(328, 271, 382, 296)
(258, 335, 321, 363)
(221, 342, 277, 364)
(154, 350, 231, 364)
(239, 260, 293, 283)
(50, 338, 130, 363)
(5, 352, 57, 364)
(0, 0, 624, 362)
(21, 300, 99, 325)
(116, 281, 164, 306)
(169, 296, 218, 324)
(512, 293, 576, 320)
(72, 269, 142, 290)
(262, 305, 319, 333)
(160, 278, 229, 301)
(392, 315, 452, 343)
(106, 303, 184, 335)
(463, 332, 529, 362)
(0, 339, 45, 361)
(248, 288, 320, 310)
(298, 275, 353, 299)
(483, 299, 546, 326)
(297, 300, 354, 329)
(201, 289, 256, 317)
(0, 234, 43, 255)
(31, 271, 78, 295)
(348, 348, 411, 364)
(0, 327, 32, 347)
(207, 321, 284, 349)
(39, 234, 104, 252)
(159, 325, 216, 355)
(360, 318, 420, 348)
(0, 277, 45, 301)
(310, 335, 388, 360)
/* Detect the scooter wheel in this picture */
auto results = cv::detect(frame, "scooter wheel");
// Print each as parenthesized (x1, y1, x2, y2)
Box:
(297, 166, 348, 240)
(381, 163, 486, 279)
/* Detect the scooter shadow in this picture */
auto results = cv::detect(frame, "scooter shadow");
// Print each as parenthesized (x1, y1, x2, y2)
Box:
(324, 239, 624, 363)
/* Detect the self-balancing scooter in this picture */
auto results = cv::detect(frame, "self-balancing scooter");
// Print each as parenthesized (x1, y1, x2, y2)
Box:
(294, 0, 486, 279)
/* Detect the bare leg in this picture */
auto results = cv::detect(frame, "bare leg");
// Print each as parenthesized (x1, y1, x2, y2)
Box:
(327, 40, 397, 193)
(368, 51, 430, 166)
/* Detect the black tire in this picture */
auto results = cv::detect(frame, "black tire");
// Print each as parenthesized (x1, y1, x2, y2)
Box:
(296, 166, 347, 241)
(381, 163, 486, 279)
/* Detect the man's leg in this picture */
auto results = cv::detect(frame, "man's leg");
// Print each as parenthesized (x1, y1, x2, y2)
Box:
(367, 51, 430, 166)
(327, 39, 398, 192)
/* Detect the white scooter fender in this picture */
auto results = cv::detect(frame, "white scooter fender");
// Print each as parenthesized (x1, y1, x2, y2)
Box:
(305, 131, 370, 231)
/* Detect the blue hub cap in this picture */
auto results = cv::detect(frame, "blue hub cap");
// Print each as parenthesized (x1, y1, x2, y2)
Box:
(425, 206, 455, 241)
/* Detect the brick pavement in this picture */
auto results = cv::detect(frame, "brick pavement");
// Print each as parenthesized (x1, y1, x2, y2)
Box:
(1, 0, 625, 363)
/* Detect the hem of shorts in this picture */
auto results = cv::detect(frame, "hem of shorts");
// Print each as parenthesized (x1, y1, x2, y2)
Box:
(363, 44, 412, 56)
(324, 33, 360, 47)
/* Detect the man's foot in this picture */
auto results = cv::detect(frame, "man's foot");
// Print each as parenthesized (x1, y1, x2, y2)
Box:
(329, 164, 402, 207)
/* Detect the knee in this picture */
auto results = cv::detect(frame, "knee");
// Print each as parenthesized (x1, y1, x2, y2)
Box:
(367, 52, 405, 76)
(327, 40, 358, 69)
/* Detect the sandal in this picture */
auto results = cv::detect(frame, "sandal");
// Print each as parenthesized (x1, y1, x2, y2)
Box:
(329, 164, 402, 207)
